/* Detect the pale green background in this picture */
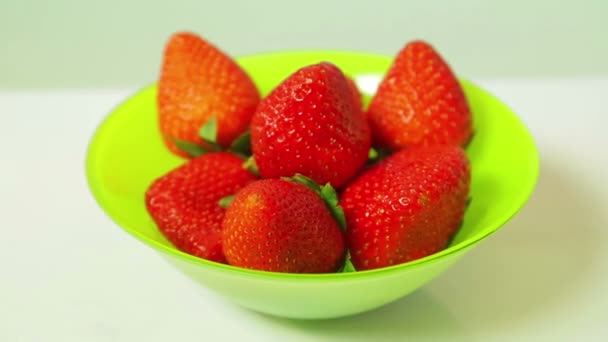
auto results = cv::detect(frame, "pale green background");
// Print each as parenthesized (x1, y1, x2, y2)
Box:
(1, 0, 606, 88)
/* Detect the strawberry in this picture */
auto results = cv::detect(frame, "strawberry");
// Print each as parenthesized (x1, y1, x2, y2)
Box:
(222, 178, 346, 273)
(250, 62, 371, 188)
(340, 145, 470, 271)
(346, 76, 363, 112)
(158, 32, 260, 157)
(367, 40, 472, 150)
(145, 152, 257, 262)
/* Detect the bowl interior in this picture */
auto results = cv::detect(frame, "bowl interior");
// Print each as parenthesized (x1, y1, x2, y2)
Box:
(86, 50, 539, 279)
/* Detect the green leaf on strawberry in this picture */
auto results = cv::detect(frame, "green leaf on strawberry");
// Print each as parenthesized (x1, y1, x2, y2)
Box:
(340, 256, 356, 273)
(157, 32, 260, 158)
(199, 116, 218, 141)
(173, 117, 255, 158)
(218, 194, 236, 209)
(198, 117, 222, 152)
(289, 173, 320, 193)
(286, 174, 346, 232)
(366, 147, 392, 166)
(230, 131, 252, 156)
(242, 156, 260, 176)
(320, 183, 346, 231)
(171, 137, 207, 158)
(368, 147, 378, 160)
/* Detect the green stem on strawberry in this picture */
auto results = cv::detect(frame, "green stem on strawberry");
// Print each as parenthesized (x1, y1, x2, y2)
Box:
(284, 174, 355, 273)
(229, 131, 252, 156)
(242, 156, 260, 176)
(319, 183, 346, 231)
(173, 117, 254, 159)
(198, 117, 223, 151)
(285, 174, 346, 232)
(198, 116, 218, 142)
(218, 194, 236, 209)
(340, 254, 356, 273)
(171, 137, 209, 157)
(366, 147, 392, 166)
(368, 147, 379, 160)
(289, 173, 320, 193)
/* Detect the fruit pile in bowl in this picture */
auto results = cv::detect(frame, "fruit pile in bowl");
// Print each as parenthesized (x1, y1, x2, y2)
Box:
(86, 32, 539, 319)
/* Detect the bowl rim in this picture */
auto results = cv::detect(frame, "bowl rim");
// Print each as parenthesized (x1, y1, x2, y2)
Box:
(85, 49, 540, 281)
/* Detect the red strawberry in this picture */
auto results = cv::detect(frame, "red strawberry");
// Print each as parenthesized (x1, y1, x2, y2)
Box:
(145, 152, 257, 262)
(367, 40, 472, 150)
(250, 62, 371, 188)
(222, 179, 346, 273)
(340, 145, 470, 271)
(158, 32, 260, 157)
(346, 76, 363, 112)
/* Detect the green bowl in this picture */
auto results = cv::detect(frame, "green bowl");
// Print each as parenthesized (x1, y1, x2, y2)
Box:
(86, 50, 539, 319)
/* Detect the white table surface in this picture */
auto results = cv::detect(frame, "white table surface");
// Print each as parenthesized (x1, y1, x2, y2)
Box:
(1, 79, 607, 341)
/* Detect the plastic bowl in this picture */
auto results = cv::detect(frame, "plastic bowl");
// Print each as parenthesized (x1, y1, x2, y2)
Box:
(86, 50, 539, 319)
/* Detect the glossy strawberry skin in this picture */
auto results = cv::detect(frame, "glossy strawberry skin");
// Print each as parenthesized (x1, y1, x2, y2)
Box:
(346, 76, 363, 112)
(222, 179, 346, 273)
(158, 32, 260, 157)
(367, 40, 472, 150)
(145, 152, 257, 262)
(250, 62, 371, 188)
(340, 145, 470, 271)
